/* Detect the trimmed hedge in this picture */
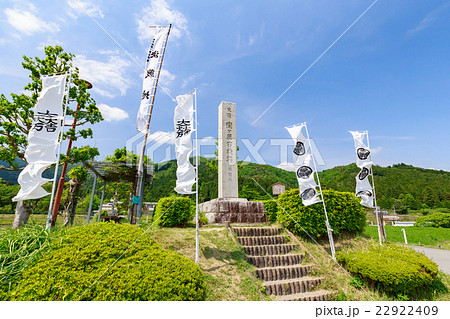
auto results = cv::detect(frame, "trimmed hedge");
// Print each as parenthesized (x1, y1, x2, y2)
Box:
(415, 212, 450, 228)
(8, 223, 206, 301)
(262, 200, 278, 223)
(277, 189, 366, 238)
(153, 196, 193, 227)
(336, 243, 441, 299)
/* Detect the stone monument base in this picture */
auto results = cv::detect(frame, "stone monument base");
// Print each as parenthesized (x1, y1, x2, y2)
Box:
(199, 198, 267, 224)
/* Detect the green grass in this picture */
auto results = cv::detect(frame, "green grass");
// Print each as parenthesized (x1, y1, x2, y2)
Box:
(364, 225, 450, 249)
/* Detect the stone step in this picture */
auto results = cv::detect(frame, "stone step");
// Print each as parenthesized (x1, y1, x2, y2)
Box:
(276, 290, 337, 301)
(263, 277, 322, 296)
(238, 235, 286, 246)
(255, 264, 313, 281)
(243, 244, 297, 256)
(233, 227, 283, 237)
(247, 254, 304, 268)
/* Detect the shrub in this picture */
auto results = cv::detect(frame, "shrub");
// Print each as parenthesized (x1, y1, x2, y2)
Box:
(8, 223, 206, 301)
(415, 212, 450, 228)
(262, 200, 278, 223)
(153, 196, 193, 227)
(336, 243, 441, 299)
(276, 189, 365, 238)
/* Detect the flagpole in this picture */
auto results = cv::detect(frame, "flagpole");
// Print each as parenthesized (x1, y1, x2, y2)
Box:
(46, 71, 72, 230)
(194, 89, 199, 264)
(366, 130, 385, 244)
(304, 123, 336, 260)
(132, 24, 171, 225)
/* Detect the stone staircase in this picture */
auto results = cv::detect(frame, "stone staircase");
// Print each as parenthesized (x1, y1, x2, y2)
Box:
(233, 226, 336, 301)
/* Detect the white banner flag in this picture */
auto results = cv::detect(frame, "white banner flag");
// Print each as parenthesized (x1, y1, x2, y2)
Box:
(349, 131, 374, 208)
(286, 124, 321, 206)
(136, 27, 169, 132)
(13, 74, 67, 201)
(174, 93, 196, 194)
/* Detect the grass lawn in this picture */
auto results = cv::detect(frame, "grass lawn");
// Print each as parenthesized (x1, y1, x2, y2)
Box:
(364, 225, 450, 250)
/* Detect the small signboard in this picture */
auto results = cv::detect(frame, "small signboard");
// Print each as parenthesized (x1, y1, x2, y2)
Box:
(272, 182, 286, 195)
(132, 196, 140, 204)
(372, 210, 389, 215)
(383, 215, 400, 221)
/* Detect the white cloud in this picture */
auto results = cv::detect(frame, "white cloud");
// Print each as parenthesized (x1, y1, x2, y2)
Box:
(67, 0, 104, 19)
(4, 8, 60, 36)
(148, 131, 176, 146)
(200, 136, 215, 143)
(74, 54, 132, 98)
(276, 162, 297, 172)
(136, 0, 189, 42)
(159, 69, 176, 87)
(97, 103, 129, 122)
(408, 3, 450, 35)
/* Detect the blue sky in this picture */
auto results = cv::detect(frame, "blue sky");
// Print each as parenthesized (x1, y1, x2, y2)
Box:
(1, 0, 449, 171)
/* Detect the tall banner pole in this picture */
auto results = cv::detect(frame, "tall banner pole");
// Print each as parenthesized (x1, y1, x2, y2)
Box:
(304, 123, 336, 260)
(194, 89, 199, 264)
(132, 25, 171, 224)
(366, 130, 385, 244)
(46, 71, 71, 230)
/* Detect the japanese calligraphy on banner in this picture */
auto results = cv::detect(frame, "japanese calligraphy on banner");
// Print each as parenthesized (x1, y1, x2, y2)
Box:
(174, 93, 196, 194)
(13, 74, 67, 201)
(349, 131, 374, 208)
(286, 124, 322, 206)
(136, 27, 169, 132)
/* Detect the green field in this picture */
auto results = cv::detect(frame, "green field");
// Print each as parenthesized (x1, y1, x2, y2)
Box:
(364, 225, 450, 250)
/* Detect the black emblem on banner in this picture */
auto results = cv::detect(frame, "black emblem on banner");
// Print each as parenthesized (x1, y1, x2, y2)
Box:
(301, 188, 316, 201)
(358, 167, 369, 180)
(357, 148, 370, 160)
(356, 190, 372, 197)
(296, 166, 313, 179)
(293, 141, 305, 156)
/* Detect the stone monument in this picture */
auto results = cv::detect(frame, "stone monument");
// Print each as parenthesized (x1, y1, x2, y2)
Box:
(199, 101, 267, 224)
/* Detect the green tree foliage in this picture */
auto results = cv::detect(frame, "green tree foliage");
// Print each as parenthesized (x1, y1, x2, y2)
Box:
(336, 243, 444, 300)
(277, 189, 366, 239)
(7, 223, 206, 300)
(0, 179, 20, 212)
(153, 197, 193, 227)
(415, 212, 450, 228)
(261, 199, 278, 223)
(319, 163, 450, 210)
(0, 46, 103, 171)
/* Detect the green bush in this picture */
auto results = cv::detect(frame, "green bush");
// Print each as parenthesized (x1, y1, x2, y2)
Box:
(276, 189, 365, 238)
(8, 223, 206, 301)
(415, 212, 450, 228)
(262, 200, 278, 223)
(153, 196, 193, 227)
(336, 243, 442, 299)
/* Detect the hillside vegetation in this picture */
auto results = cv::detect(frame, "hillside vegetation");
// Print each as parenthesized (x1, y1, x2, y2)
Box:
(2, 159, 449, 213)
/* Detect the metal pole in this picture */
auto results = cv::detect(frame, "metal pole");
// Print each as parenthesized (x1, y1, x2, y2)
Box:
(132, 25, 171, 224)
(46, 71, 72, 230)
(304, 123, 336, 260)
(366, 130, 385, 245)
(97, 182, 106, 223)
(194, 89, 199, 264)
(136, 175, 145, 225)
(86, 174, 97, 224)
(402, 228, 408, 245)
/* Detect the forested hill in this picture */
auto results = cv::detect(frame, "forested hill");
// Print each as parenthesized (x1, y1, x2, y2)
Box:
(1, 158, 449, 212)
(319, 163, 450, 211)
(148, 160, 450, 211)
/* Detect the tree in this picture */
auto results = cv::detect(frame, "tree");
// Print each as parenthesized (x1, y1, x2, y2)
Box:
(0, 46, 103, 228)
